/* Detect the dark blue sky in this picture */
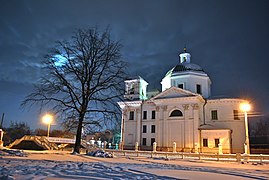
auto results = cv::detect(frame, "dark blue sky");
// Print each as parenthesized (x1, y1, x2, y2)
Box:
(0, 0, 268, 130)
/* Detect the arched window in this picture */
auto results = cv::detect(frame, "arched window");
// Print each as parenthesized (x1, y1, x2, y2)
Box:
(169, 110, 183, 117)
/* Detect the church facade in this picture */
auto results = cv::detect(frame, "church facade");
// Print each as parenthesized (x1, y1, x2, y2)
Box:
(118, 49, 247, 153)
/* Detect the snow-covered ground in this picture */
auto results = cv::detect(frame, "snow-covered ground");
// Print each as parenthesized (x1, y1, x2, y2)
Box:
(1, 149, 269, 180)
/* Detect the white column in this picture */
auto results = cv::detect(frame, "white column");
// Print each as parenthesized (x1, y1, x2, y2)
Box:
(218, 143, 223, 154)
(192, 104, 199, 151)
(135, 142, 139, 151)
(120, 109, 126, 148)
(153, 142, 157, 152)
(194, 143, 198, 153)
(162, 106, 168, 148)
(173, 142, 177, 153)
(136, 109, 141, 145)
(155, 106, 161, 146)
(182, 104, 189, 150)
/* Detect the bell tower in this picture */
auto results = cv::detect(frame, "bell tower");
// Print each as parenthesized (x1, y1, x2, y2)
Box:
(124, 76, 148, 100)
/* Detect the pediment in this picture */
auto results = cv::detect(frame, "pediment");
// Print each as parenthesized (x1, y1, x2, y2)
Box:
(151, 86, 198, 100)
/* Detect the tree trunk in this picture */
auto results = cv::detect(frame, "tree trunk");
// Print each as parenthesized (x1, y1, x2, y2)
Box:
(73, 114, 84, 154)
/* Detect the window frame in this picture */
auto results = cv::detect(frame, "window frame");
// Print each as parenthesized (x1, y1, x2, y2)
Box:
(215, 138, 220, 147)
(142, 125, 147, 133)
(151, 138, 155, 146)
(143, 111, 147, 120)
(151, 125, 156, 133)
(142, 138, 147, 146)
(233, 110, 240, 120)
(211, 110, 218, 120)
(170, 109, 183, 117)
(196, 84, 202, 94)
(203, 138, 208, 147)
(178, 84, 184, 89)
(151, 110, 156, 119)
(129, 111, 134, 120)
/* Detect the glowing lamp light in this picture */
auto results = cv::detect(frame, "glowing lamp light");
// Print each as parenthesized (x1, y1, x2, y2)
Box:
(240, 102, 251, 112)
(42, 114, 53, 137)
(42, 114, 53, 124)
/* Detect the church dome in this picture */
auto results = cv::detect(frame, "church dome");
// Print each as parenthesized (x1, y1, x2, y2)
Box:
(172, 62, 205, 73)
(161, 48, 211, 97)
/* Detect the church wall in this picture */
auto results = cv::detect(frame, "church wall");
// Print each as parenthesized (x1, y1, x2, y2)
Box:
(171, 75, 211, 98)
(161, 75, 171, 91)
(201, 130, 231, 154)
(152, 97, 201, 152)
(124, 121, 137, 146)
(204, 99, 245, 153)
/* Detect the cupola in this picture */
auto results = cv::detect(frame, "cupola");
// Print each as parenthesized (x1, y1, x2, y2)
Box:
(161, 48, 211, 98)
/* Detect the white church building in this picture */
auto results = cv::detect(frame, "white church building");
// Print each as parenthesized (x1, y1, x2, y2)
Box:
(118, 48, 248, 154)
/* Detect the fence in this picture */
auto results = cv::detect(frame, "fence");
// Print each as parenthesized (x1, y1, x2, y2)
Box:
(106, 149, 269, 163)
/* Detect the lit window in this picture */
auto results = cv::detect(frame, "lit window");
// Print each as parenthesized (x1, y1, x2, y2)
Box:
(211, 110, 218, 120)
(170, 110, 183, 117)
(234, 110, 240, 120)
(129, 111, 134, 120)
(203, 139, 208, 147)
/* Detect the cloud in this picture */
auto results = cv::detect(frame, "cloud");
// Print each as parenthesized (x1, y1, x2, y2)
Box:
(0, 0, 269, 128)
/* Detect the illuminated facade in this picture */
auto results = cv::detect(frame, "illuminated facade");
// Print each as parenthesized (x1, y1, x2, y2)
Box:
(118, 49, 247, 153)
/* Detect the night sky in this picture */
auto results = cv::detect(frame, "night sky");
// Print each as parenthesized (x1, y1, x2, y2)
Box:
(1, 0, 268, 130)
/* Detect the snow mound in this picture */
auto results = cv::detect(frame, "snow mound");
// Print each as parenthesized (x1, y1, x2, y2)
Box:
(87, 150, 113, 158)
(0, 148, 27, 157)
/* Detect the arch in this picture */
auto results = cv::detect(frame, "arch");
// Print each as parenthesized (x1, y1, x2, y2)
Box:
(169, 109, 183, 117)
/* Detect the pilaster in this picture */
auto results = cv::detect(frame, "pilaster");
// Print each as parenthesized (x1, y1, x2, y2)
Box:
(135, 108, 141, 144)
(191, 103, 199, 150)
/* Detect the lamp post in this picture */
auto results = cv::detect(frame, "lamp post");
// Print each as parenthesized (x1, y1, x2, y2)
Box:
(42, 114, 53, 137)
(240, 102, 251, 154)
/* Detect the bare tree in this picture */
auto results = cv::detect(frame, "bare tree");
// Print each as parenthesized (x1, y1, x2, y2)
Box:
(22, 28, 127, 153)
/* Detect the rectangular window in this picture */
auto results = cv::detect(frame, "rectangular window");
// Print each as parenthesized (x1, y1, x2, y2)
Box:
(234, 110, 240, 120)
(178, 84, 184, 89)
(142, 125, 147, 133)
(203, 139, 208, 147)
(152, 111, 156, 119)
(151, 138, 155, 146)
(151, 125, 156, 133)
(143, 111, 147, 119)
(211, 110, 218, 120)
(196, 84, 201, 94)
(142, 138, 147, 146)
(215, 139, 220, 147)
(129, 111, 134, 120)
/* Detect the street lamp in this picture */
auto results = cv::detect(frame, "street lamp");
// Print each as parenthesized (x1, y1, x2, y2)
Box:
(42, 114, 53, 137)
(240, 102, 251, 154)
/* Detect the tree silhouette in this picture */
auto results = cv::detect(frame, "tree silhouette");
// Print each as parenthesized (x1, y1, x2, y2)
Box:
(22, 28, 126, 153)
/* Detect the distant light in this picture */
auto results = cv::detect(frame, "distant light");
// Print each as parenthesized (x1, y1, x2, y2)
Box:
(240, 102, 251, 112)
(42, 114, 53, 124)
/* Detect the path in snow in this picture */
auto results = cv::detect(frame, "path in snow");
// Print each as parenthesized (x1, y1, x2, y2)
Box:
(0, 150, 269, 179)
